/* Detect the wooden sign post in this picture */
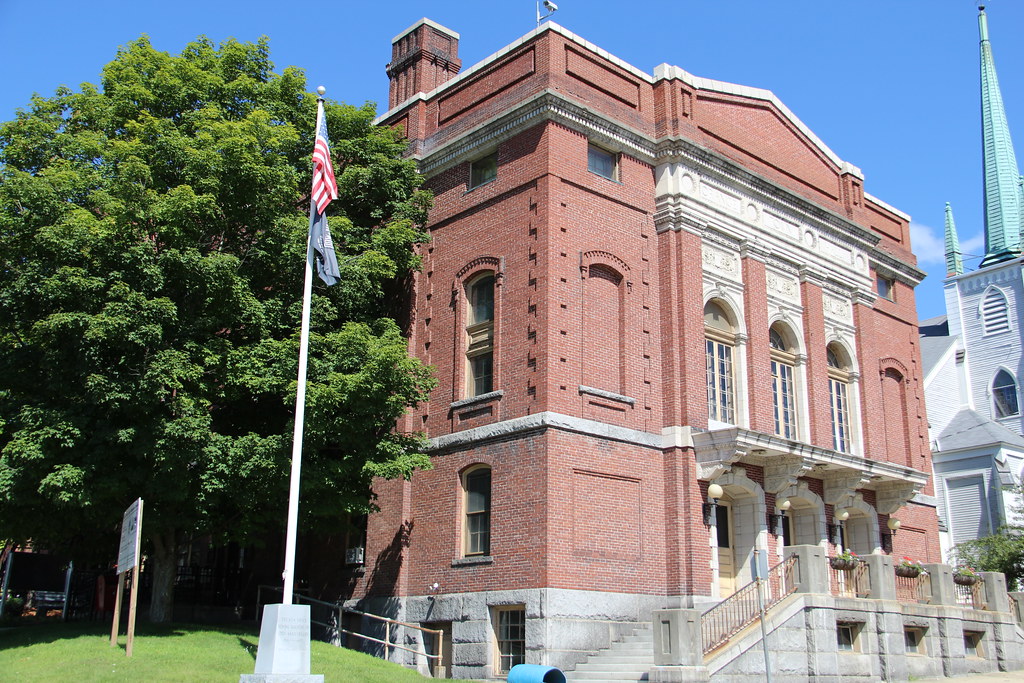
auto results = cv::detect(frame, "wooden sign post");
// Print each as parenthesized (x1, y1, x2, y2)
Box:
(110, 498, 143, 657)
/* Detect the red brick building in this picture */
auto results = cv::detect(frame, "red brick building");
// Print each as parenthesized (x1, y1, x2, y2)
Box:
(345, 18, 940, 678)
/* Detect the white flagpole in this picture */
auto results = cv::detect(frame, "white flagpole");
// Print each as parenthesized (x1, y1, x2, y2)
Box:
(281, 93, 325, 605)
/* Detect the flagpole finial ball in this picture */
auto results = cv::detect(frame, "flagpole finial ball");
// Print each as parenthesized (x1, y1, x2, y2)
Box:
(317, 86, 326, 96)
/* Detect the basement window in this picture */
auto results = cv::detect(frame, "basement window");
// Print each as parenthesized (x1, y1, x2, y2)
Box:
(837, 622, 862, 652)
(963, 631, 984, 657)
(904, 627, 926, 655)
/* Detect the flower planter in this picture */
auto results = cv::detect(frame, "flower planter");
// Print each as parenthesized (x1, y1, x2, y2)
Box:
(953, 574, 978, 586)
(830, 557, 858, 571)
(895, 566, 921, 579)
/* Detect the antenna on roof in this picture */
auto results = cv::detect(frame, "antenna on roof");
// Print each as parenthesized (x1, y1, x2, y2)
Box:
(537, 0, 558, 26)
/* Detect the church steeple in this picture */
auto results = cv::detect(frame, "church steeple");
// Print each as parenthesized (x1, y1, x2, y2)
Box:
(978, 5, 1024, 266)
(945, 202, 964, 276)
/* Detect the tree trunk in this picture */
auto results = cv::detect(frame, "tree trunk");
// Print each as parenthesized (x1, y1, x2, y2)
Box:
(148, 531, 178, 623)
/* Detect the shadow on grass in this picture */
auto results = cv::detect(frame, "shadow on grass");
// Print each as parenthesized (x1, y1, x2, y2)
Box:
(0, 619, 258, 650)
(238, 636, 259, 661)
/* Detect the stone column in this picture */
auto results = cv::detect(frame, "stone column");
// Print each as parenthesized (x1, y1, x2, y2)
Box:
(862, 554, 895, 600)
(922, 564, 957, 606)
(979, 572, 1010, 612)
(650, 609, 710, 682)
(784, 545, 829, 594)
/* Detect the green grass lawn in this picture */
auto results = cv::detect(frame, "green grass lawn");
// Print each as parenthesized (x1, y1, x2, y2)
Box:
(0, 619, 440, 682)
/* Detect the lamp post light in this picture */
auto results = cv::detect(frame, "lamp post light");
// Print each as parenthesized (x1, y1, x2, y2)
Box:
(881, 517, 901, 553)
(768, 497, 791, 537)
(703, 483, 724, 526)
(830, 508, 849, 546)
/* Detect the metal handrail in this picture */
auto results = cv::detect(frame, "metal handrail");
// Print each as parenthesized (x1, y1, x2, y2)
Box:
(256, 585, 443, 664)
(701, 554, 798, 654)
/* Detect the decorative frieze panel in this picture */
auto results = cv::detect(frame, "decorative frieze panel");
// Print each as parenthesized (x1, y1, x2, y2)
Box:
(702, 244, 740, 278)
(766, 269, 801, 305)
(822, 291, 853, 326)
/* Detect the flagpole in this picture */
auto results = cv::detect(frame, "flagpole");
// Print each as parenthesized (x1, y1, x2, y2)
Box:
(281, 88, 326, 605)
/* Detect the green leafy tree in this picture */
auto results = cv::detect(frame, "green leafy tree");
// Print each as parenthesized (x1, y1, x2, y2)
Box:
(0, 36, 435, 621)
(950, 485, 1024, 590)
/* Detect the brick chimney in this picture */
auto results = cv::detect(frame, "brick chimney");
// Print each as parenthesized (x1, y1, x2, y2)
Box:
(386, 19, 462, 110)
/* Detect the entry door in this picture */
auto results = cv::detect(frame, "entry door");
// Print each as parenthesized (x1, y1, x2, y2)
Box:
(716, 501, 736, 597)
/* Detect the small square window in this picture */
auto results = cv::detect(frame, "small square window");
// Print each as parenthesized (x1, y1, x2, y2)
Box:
(837, 622, 861, 652)
(904, 627, 926, 654)
(877, 274, 894, 301)
(963, 631, 983, 657)
(588, 145, 618, 180)
(470, 152, 497, 189)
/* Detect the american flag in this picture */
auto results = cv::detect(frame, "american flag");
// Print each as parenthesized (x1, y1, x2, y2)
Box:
(309, 100, 341, 286)
(311, 104, 338, 215)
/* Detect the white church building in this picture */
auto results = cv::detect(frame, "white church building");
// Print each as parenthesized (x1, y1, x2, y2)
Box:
(921, 7, 1024, 561)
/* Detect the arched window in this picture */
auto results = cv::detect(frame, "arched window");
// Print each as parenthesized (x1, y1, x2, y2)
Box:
(827, 344, 853, 453)
(463, 466, 491, 556)
(993, 370, 1020, 418)
(770, 324, 798, 439)
(982, 287, 1010, 335)
(705, 300, 737, 424)
(465, 273, 495, 397)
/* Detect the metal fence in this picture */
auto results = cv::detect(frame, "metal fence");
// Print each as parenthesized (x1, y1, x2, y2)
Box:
(894, 571, 931, 604)
(954, 578, 987, 610)
(828, 560, 870, 598)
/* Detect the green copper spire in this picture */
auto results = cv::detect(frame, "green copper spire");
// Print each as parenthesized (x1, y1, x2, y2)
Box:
(978, 5, 1024, 266)
(945, 202, 964, 276)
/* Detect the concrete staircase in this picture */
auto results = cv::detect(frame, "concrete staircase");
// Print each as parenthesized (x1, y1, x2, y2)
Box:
(563, 625, 654, 683)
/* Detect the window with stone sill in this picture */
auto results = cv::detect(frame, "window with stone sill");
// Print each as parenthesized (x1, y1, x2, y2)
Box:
(705, 300, 738, 425)
(465, 272, 495, 397)
(463, 466, 491, 557)
(827, 344, 854, 453)
(769, 324, 799, 439)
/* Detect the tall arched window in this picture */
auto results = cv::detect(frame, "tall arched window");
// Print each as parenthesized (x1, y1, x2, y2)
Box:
(463, 466, 491, 556)
(465, 273, 495, 397)
(993, 369, 1020, 418)
(982, 287, 1010, 335)
(705, 300, 737, 424)
(827, 344, 853, 453)
(770, 324, 798, 439)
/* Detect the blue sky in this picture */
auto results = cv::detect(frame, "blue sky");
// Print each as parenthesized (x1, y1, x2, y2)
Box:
(3, 1, 1022, 322)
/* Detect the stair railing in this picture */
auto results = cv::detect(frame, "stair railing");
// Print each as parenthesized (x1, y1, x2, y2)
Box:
(701, 554, 798, 655)
(256, 585, 443, 671)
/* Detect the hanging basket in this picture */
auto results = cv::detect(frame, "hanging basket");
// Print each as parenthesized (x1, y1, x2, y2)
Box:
(830, 557, 858, 571)
(894, 566, 921, 579)
(953, 573, 978, 586)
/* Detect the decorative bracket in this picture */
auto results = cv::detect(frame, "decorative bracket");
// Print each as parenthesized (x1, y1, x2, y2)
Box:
(823, 471, 871, 509)
(764, 456, 815, 494)
(875, 481, 923, 515)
